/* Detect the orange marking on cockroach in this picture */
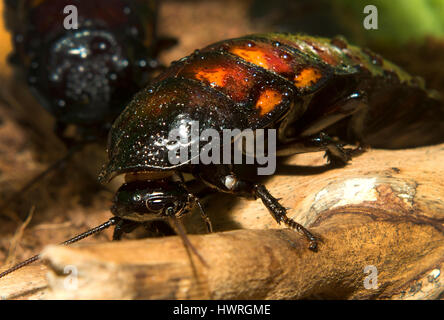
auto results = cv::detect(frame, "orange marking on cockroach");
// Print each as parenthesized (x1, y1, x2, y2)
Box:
(195, 68, 228, 88)
(294, 68, 322, 88)
(230, 46, 294, 77)
(230, 47, 270, 69)
(255, 89, 282, 115)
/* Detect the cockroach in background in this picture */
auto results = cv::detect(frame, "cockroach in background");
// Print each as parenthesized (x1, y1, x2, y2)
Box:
(0, 0, 175, 216)
(2, 32, 443, 279)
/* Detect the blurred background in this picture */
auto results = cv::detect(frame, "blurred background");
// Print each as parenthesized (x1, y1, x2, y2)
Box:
(0, 0, 443, 270)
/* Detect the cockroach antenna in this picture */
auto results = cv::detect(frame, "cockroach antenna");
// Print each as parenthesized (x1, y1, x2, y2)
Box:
(168, 217, 208, 268)
(0, 218, 118, 279)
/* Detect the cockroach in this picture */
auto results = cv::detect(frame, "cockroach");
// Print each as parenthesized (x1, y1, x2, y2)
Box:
(1, 0, 174, 213)
(1, 33, 443, 279)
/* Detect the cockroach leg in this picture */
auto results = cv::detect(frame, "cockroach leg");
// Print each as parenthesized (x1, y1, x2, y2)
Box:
(277, 132, 357, 166)
(194, 198, 213, 233)
(195, 165, 318, 250)
(253, 184, 318, 251)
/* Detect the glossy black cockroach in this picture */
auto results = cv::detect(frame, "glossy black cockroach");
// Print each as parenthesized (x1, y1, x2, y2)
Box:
(1, 33, 443, 279)
(1, 0, 174, 213)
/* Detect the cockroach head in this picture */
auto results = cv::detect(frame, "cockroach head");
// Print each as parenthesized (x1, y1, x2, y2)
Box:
(111, 179, 194, 222)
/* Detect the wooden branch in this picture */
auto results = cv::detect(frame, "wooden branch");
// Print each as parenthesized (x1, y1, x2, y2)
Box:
(1, 144, 443, 299)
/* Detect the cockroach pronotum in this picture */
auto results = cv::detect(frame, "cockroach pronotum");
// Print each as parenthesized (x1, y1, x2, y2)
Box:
(1, 33, 443, 279)
(1, 0, 174, 215)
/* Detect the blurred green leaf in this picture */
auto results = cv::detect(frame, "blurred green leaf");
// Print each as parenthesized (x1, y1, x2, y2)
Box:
(335, 0, 444, 45)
